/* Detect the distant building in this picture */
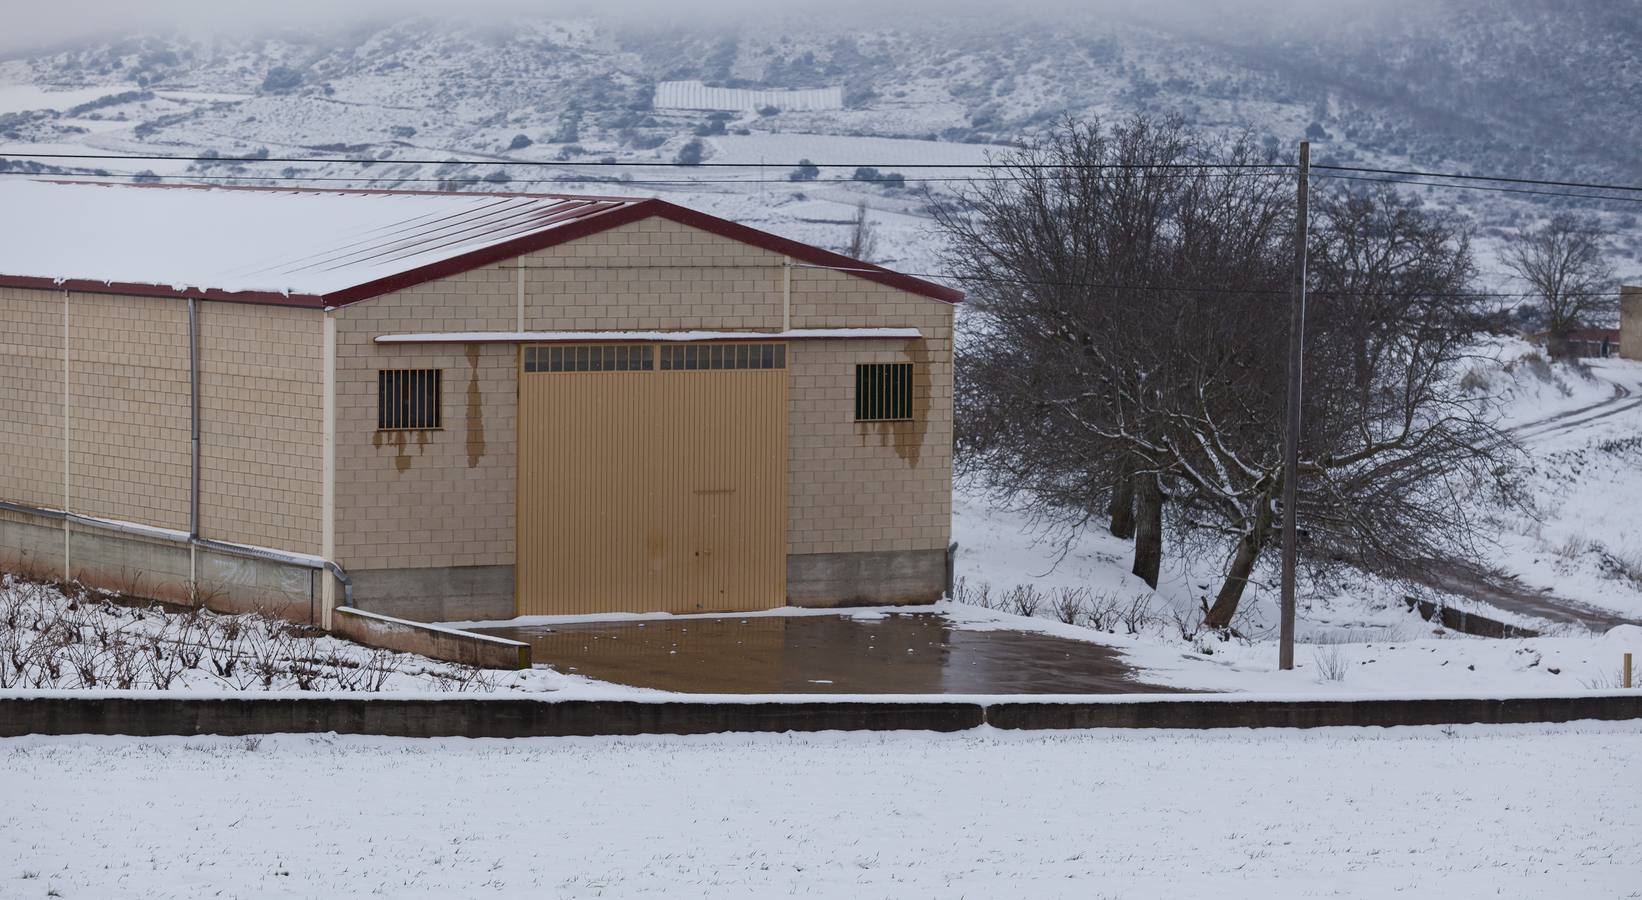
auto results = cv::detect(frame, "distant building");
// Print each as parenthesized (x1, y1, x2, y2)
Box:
(1530, 327, 1622, 359)
(1623, 286, 1642, 360)
(654, 81, 845, 112)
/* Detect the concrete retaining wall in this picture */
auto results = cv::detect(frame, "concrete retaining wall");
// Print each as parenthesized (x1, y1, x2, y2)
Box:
(1, 505, 318, 623)
(0, 696, 982, 737)
(1, 693, 1636, 738)
(332, 607, 530, 670)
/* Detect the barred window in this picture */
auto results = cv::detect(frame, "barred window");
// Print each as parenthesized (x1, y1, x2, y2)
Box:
(659, 343, 785, 371)
(524, 345, 654, 373)
(855, 363, 913, 422)
(378, 369, 441, 430)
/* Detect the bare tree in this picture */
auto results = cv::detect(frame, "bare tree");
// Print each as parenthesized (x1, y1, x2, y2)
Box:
(1504, 214, 1616, 359)
(939, 117, 1514, 628)
(845, 199, 878, 262)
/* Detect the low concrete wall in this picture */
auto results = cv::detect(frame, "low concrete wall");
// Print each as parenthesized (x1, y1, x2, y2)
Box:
(1, 505, 318, 623)
(332, 607, 530, 670)
(985, 694, 1642, 730)
(1, 693, 1636, 738)
(0, 696, 983, 738)
(786, 548, 945, 608)
(349, 565, 515, 623)
(1404, 597, 1540, 639)
(0, 507, 66, 583)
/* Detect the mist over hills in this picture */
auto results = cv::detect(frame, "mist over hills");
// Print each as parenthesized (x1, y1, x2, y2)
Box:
(1, 0, 1636, 268)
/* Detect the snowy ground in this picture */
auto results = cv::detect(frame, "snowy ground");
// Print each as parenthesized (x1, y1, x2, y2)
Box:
(2, 723, 1637, 899)
(0, 575, 566, 694)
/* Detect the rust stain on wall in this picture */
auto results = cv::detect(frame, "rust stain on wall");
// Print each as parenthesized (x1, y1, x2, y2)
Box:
(390, 430, 411, 472)
(465, 344, 486, 468)
(861, 339, 929, 467)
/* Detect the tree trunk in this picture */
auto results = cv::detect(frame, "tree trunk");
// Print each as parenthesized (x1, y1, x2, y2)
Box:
(1204, 527, 1264, 628)
(1131, 473, 1162, 588)
(1108, 474, 1136, 539)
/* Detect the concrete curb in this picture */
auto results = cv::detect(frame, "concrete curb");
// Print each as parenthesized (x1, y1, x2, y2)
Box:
(332, 607, 531, 670)
(984, 694, 1642, 730)
(2, 693, 1640, 737)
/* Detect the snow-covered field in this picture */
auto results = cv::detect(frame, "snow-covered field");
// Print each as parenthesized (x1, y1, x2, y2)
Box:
(2, 723, 1637, 899)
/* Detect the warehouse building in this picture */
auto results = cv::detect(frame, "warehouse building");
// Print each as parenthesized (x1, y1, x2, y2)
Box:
(0, 180, 957, 627)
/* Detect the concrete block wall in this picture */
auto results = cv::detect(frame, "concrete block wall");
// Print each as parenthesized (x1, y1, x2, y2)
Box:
(0, 287, 65, 511)
(196, 303, 324, 553)
(333, 215, 954, 610)
(0, 285, 325, 561)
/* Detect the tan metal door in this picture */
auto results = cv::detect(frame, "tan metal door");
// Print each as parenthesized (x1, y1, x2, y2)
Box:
(517, 344, 787, 616)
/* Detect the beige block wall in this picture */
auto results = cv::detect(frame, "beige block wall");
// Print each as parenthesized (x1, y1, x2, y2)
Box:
(66, 291, 191, 531)
(788, 269, 954, 555)
(0, 286, 322, 554)
(334, 215, 953, 570)
(197, 303, 324, 554)
(1623, 286, 1642, 361)
(0, 286, 65, 510)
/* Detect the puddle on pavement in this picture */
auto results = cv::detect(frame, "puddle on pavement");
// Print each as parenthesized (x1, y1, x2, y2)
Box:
(475, 612, 1177, 694)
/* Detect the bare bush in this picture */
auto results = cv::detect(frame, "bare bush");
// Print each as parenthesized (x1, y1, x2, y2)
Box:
(1051, 587, 1087, 624)
(1310, 640, 1351, 682)
(1003, 585, 1045, 619)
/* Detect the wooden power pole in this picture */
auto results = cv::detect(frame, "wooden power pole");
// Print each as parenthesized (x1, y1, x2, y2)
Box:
(1279, 141, 1310, 671)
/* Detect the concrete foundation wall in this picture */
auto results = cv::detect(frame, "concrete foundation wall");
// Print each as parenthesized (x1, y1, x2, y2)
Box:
(0, 505, 319, 624)
(350, 565, 515, 623)
(0, 507, 66, 582)
(786, 549, 946, 607)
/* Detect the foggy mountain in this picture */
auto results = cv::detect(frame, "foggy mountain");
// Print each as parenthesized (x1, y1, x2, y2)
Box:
(1, 0, 1637, 268)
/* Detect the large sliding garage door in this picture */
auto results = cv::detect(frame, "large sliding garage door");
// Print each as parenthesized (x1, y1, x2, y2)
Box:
(517, 342, 788, 616)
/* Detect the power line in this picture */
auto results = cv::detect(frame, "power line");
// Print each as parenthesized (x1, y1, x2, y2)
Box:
(1, 150, 1290, 171)
(1317, 164, 1642, 196)
(0, 169, 1291, 187)
(1313, 172, 1642, 205)
(504, 262, 1619, 302)
(8, 150, 1642, 196)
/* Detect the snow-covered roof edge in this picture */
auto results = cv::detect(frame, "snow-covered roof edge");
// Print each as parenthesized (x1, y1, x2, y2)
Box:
(0, 181, 964, 308)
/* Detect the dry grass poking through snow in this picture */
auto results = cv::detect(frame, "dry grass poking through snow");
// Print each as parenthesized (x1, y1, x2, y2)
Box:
(0, 574, 529, 693)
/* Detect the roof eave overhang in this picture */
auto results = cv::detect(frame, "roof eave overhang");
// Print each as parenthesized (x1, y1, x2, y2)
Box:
(0, 274, 327, 308)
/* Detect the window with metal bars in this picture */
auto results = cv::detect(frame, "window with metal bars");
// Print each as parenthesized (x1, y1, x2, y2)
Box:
(524, 345, 654, 373)
(854, 363, 914, 421)
(659, 343, 785, 371)
(377, 369, 442, 430)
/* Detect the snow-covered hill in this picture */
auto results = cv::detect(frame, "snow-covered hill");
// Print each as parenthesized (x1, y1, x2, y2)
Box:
(1, 3, 1639, 275)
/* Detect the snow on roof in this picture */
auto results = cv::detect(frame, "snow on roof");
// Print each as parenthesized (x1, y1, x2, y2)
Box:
(0, 179, 964, 307)
(0, 179, 639, 304)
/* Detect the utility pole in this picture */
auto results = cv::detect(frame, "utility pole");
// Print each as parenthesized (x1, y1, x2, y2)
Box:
(1279, 141, 1310, 671)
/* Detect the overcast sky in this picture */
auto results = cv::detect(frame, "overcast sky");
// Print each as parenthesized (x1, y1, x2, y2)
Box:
(2, 0, 1405, 55)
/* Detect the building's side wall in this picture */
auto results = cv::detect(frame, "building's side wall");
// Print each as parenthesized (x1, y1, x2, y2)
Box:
(66, 291, 192, 532)
(197, 303, 325, 554)
(0, 285, 324, 611)
(1623, 287, 1642, 361)
(0, 286, 66, 515)
(333, 215, 954, 620)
